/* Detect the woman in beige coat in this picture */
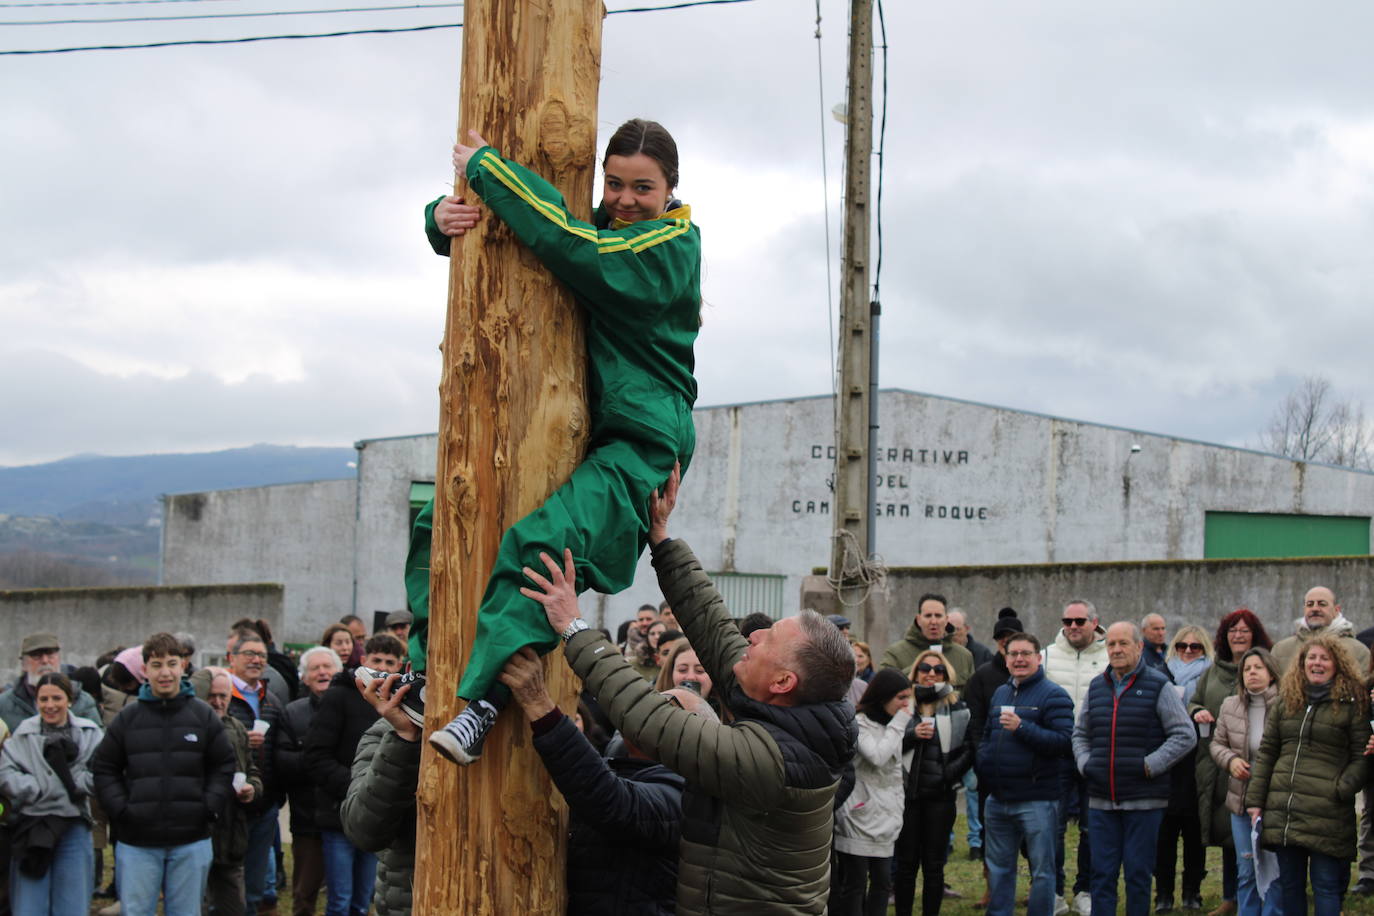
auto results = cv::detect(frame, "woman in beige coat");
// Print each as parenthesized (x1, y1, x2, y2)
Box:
(1208, 647, 1280, 916)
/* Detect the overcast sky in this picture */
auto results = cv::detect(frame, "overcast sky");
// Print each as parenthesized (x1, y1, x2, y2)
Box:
(3, 0, 1373, 468)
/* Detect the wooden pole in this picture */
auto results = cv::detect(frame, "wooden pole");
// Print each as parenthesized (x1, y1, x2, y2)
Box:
(830, 0, 876, 635)
(414, 1, 602, 911)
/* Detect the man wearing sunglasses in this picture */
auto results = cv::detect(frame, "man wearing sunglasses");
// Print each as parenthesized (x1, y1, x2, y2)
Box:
(1043, 600, 1108, 916)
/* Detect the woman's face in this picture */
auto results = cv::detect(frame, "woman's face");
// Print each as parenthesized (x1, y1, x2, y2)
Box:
(329, 630, 354, 665)
(36, 684, 70, 726)
(1174, 633, 1205, 662)
(655, 640, 676, 666)
(647, 622, 666, 650)
(1241, 655, 1273, 692)
(1304, 645, 1334, 685)
(671, 649, 712, 699)
(915, 656, 947, 687)
(602, 152, 672, 224)
(853, 645, 871, 670)
(883, 687, 913, 718)
(1227, 620, 1254, 655)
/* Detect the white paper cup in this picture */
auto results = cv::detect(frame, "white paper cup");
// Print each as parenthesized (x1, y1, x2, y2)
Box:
(921, 716, 936, 727)
(232, 771, 248, 791)
(927, 645, 943, 654)
(1199, 722, 1211, 738)
(251, 719, 270, 735)
(1001, 705, 1015, 716)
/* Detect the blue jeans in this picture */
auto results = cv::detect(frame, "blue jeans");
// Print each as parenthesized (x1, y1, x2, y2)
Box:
(115, 838, 213, 916)
(1275, 844, 1348, 916)
(243, 806, 280, 909)
(9, 821, 92, 916)
(1087, 806, 1164, 916)
(1230, 813, 1279, 916)
(321, 829, 378, 916)
(984, 796, 1058, 916)
(963, 767, 983, 848)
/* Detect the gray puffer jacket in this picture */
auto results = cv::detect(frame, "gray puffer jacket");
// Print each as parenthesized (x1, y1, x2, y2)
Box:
(341, 719, 418, 915)
(0, 713, 102, 820)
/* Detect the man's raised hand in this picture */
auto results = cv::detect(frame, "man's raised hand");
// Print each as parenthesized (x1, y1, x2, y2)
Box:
(520, 547, 581, 636)
(356, 672, 421, 742)
(648, 461, 681, 545)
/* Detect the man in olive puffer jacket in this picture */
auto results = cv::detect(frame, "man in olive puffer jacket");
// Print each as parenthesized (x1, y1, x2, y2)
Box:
(524, 469, 857, 915)
(341, 717, 417, 915)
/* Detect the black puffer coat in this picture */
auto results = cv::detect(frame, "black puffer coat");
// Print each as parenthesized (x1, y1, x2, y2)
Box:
(903, 694, 974, 802)
(91, 681, 236, 847)
(275, 692, 322, 836)
(305, 672, 380, 832)
(532, 711, 684, 915)
(341, 720, 418, 916)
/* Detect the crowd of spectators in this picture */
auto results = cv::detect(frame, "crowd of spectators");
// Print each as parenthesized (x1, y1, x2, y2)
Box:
(4, 568, 1374, 915)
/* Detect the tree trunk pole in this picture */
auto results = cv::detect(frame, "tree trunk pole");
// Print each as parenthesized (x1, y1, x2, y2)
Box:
(414, 1, 602, 911)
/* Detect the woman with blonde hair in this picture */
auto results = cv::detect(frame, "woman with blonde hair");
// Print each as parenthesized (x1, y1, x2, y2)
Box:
(1245, 635, 1370, 916)
(1155, 624, 1214, 911)
(892, 649, 973, 916)
(1208, 647, 1280, 916)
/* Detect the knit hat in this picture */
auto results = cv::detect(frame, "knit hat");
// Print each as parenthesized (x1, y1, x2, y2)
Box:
(992, 607, 1025, 640)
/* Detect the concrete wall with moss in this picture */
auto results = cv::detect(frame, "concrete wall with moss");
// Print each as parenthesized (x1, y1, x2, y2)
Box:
(804, 555, 1374, 658)
(0, 583, 283, 684)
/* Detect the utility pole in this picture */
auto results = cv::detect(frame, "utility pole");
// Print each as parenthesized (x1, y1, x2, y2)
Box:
(830, 0, 877, 634)
(413, 1, 602, 911)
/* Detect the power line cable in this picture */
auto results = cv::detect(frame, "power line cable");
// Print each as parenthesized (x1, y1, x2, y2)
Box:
(872, 0, 886, 300)
(0, 0, 756, 53)
(3, 2, 459, 26)
(0, 0, 234, 7)
(813, 0, 836, 403)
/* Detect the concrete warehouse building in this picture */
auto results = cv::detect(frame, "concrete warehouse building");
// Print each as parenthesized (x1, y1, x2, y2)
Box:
(160, 389, 1374, 645)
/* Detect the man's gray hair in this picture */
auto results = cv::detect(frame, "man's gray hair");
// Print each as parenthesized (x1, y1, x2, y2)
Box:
(1065, 599, 1098, 621)
(792, 609, 857, 705)
(298, 645, 343, 679)
(1140, 613, 1165, 628)
(1109, 621, 1143, 643)
(228, 628, 265, 655)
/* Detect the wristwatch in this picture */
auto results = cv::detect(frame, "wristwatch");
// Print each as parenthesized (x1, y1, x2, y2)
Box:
(560, 617, 590, 643)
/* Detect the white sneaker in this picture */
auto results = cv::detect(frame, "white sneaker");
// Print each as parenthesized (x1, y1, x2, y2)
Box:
(1073, 892, 1093, 916)
(1055, 895, 1071, 915)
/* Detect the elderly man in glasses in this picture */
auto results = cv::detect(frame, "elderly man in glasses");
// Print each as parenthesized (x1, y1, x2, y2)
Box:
(1043, 599, 1108, 916)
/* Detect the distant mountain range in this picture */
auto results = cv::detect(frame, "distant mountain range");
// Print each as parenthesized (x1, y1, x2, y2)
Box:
(0, 445, 356, 584)
(0, 444, 357, 523)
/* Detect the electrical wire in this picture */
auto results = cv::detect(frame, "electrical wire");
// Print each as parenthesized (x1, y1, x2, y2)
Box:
(0, 0, 757, 53)
(3, 2, 459, 26)
(814, 0, 836, 403)
(872, 0, 886, 301)
(0, 0, 233, 7)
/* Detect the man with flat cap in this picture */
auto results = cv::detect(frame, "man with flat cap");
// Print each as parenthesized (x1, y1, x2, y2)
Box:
(0, 631, 101, 731)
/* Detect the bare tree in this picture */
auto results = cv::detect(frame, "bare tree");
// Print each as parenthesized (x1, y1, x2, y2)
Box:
(1259, 375, 1374, 469)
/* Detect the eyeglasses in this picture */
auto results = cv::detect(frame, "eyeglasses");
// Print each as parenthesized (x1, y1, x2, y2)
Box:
(1174, 642, 1205, 653)
(1006, 650, 1037, 659)
(917, 663, 947, 675)
(234, 650, 268, 660)
(1061, 618, 1089, 628)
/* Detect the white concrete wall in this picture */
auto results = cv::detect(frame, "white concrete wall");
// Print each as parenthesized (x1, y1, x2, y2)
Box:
(352, 434, 437, 623)
(160, 479, 355, 644)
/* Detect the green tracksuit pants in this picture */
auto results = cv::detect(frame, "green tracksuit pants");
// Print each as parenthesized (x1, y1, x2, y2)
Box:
(406, 405, 694, 699)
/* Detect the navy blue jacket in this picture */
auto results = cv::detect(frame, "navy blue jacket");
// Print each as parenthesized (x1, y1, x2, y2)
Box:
(532, 710, 684, 915)
(1082, 662, 1172, 802)
(976, 669, 1074, 802)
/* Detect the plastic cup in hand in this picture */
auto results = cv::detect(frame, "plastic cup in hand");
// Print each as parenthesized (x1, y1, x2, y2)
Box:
(1000, 705, 1015, 716)
(927, 645, 943, 654)
(232, 771, 248, 792)
(921, 716, 936, 728)
(1199, 722, 1211, 738)
(252, 719, 270, 735)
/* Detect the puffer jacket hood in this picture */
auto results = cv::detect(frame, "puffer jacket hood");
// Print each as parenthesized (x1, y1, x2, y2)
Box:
(136, 680, 196, 703)
(728, 686, 855, 780)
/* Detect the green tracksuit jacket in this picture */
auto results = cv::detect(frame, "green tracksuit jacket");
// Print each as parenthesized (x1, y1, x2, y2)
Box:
(407, 148, 700, 696)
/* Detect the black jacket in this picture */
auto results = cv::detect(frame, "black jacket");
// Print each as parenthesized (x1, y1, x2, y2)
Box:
(275, 692, 322, 836)
(963, 654, 1010, 748)
(532, 711, 684, 915)
(305, 672, 380, 832)
(91, 682, 236, 848)
(966, 637, 995, 670)
(904, 697, 974, 802)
